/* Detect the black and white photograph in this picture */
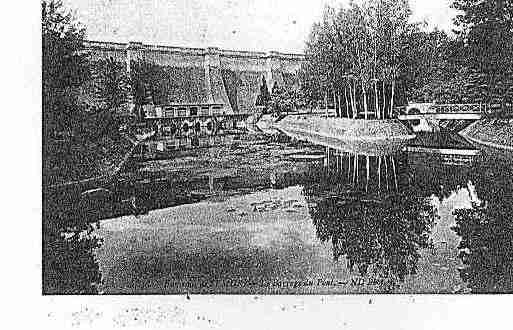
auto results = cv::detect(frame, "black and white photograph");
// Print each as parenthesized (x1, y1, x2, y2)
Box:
(26, 0, 513, 326)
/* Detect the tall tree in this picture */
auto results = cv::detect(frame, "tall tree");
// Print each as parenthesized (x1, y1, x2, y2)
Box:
(255, 75, 271, 107)
(42, 0, 89, 140)
(452, 0, 513, 107)
(91, 57, 131, 112)
(301, 0, 412, 119)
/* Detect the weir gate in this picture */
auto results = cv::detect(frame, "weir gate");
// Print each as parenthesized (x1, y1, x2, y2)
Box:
(139, 102, 252, 137)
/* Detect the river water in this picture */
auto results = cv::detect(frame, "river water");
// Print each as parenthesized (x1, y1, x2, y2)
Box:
(43, 127, 513, 294)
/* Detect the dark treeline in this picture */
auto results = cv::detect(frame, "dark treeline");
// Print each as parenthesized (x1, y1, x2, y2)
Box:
(42, 0, 126, 294)
(280, 0, 513, 117)
(42, 1, 161, 146)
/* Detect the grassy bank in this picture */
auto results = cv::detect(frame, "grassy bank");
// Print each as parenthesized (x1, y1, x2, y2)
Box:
(461, 119, 513, 150)
(274, 115, 414, 141)
(43, 133, 135, 187)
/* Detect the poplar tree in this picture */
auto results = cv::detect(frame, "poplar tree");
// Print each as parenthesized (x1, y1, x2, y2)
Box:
(301, 0, 412, 119)
(255, 75, 271, 107)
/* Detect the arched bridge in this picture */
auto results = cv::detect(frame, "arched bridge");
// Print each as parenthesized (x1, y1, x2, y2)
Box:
(397, 103, 486, 132)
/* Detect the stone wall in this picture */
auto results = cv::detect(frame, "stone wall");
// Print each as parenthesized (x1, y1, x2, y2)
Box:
(83, 40, 305, 114)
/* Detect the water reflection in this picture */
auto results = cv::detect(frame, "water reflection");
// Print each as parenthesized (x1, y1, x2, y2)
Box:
(406, 132, 479, 201)
(43, 190, 103, 294)
(305, 148, 436, 291)
(451, 151, 513, 293)
(452, 204, 513, 293)
(42, 225, 103, 294)
(42, 129, 513, 294)
(135, 134, 242, 160)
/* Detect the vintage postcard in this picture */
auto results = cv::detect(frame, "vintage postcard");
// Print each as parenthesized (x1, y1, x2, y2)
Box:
(37, 0, 512, 327)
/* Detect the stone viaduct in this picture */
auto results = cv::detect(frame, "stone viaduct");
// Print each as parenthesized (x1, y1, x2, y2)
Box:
(83, 40, 305, 115)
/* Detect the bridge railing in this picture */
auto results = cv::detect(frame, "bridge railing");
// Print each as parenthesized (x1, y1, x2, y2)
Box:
(428, 103, 487, 113)
(403, 102, 513, 116)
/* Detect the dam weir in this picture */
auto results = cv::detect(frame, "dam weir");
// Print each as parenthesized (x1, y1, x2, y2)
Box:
(81, 40, 305, 118)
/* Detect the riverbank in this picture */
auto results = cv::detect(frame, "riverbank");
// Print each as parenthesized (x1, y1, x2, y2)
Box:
(273, 115, 414, 141)
(43, 132, 142, 188)
(255, 114, 281, 134)
(460, 119, 513, 151)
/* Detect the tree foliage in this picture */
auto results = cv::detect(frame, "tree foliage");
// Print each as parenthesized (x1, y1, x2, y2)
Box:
(267, 83, 307, 115)
(255, 76, 271, 107)
(300, 0, 513, 112)
(403, 0, 513, 107)
(301, 0, 412, 119)
(453, 0, 513, 74)
(91, 57, 132, 113)
(42, 0, 90, 139)
(451, 0, 513, 108)
(450, 149, 513, 292)
(453, 204, 513, 293)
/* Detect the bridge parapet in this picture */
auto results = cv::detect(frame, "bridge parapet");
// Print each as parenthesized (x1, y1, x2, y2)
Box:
(405, 103, 487, 115)
(429, 103, 487, 113)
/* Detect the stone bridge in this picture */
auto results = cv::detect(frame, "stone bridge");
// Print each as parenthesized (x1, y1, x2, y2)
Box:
(398, 103, 486, 132)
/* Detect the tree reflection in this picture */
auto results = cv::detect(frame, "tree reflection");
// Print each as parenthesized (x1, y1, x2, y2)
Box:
(43, 223, 103, 294)
(43, 189, 103, 294)
(451, 152, 513, 293)
(452, 205, 513, 293)
(305, 149, 436, 291)
(406, 151, 475, 202)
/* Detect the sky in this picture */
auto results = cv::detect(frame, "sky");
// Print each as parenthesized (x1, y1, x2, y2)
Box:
(64, 0, 458, 53)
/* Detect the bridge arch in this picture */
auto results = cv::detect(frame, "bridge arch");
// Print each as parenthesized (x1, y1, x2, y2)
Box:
(407, 107, 421, 126)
